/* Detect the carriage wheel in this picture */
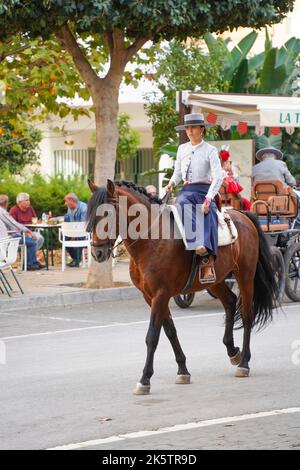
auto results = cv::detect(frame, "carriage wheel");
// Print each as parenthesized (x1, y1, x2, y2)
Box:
(270, 246, 286, 301)
(284, 242, 300, 302)
(173, 293, 195, 308)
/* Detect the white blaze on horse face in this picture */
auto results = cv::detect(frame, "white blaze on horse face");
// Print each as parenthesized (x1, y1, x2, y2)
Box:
(95, 203, 116, 240)
(128, 203, 149, 240)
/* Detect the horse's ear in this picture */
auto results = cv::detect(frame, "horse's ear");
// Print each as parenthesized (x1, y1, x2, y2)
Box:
(107, 179, 115, 198)
(88, 179, 99, 193)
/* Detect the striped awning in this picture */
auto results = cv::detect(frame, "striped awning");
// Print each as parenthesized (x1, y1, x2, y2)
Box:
(180, 91, 300, 128)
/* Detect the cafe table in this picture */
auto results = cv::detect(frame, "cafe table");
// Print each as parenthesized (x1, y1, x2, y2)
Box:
(26, 223, 61, 270)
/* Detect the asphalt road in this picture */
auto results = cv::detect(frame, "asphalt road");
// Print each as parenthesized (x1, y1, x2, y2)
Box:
(0, 294, 300, 450)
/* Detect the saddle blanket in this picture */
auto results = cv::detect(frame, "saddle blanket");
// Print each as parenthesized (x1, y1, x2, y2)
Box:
(169, 206, 238, 249)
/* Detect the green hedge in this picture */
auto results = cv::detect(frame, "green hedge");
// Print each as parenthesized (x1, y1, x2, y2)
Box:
(0, 171, 91, 217)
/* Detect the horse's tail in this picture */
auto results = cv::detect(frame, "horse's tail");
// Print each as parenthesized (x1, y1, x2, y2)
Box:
(235, 211, 279, 331)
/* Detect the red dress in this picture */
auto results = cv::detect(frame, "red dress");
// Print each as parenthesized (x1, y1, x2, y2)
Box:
(223, 173, 251, 211)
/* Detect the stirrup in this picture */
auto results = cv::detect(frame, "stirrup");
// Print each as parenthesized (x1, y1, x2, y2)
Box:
(199, 256, 216, 284)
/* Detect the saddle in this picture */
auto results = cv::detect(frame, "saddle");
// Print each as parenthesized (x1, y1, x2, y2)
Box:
(170, 206, 238, 249)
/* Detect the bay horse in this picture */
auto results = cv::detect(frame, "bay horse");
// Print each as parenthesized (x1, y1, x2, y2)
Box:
(87, 179, 278, 395)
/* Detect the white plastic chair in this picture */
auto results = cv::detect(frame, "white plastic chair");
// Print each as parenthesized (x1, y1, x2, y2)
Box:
(8, 231, 27, 271)
(112, 235, 122, 267)
(59, 222, 91, 271)
(0, 237, 24, 295)
(20, 232, 27, 272)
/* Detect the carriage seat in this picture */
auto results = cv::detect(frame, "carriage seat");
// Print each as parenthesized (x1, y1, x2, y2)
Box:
(219, 184, 243, 211)
(251, 179, 298, 219)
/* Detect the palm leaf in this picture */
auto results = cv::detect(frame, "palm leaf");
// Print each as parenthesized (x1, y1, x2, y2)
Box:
(230, 31, 258, 79)
(260, 48, 287, 93)
(255, 134, 282, 151)
(230, 59, 249, 92)
(159, 143, 178, 158)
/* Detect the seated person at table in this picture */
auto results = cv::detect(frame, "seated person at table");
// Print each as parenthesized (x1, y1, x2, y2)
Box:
(0, 195, 45, 270)
(64, 193, 87, 267)
(9, 192, 44, 250)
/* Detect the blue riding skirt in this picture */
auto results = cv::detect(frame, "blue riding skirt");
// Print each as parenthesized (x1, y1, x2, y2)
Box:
(176, 183, 218, 256)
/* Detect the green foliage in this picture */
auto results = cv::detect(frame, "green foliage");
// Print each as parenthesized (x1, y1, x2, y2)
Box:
(145, 39, 226, 156)
(0, 34, 103, 128)
(0, 123, 41, 173)
(281, 129, 300, 179)
(0, 1, 294, 42)
(0, 171, 91, 216)
(116, 113, 140, 162)
(204, 30, 258, 83)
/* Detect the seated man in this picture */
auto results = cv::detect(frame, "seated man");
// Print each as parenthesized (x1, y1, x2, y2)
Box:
(9, 192, 44, 250)
(145, 185, 157, 197)
(252, 147, 296, 187)
(252, 147, 300, 227)
(64, 193, 87, 267)
(0, 195, 45, 270)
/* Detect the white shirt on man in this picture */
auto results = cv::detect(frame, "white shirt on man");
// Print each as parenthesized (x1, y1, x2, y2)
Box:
(169, 140, 223, 200)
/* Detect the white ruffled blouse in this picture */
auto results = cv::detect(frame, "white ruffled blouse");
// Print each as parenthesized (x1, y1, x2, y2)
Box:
(169, 140, 223, 200)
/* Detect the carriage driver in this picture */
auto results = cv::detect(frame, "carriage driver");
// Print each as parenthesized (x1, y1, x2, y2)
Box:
(165, 113, 223, 283)
(252, 147, 296, 187)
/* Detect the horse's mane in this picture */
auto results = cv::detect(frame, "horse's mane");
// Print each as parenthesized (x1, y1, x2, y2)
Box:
(86, 187, 107, 232)
(86, 180, 162, 231)
(115, 180, 162, 205)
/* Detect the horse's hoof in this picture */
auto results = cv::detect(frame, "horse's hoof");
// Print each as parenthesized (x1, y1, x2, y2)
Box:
(235, 367, 250, 378)
(230, 349, 241, 366)
(133, 382, 151, 395)
(175, 374, 191, 384)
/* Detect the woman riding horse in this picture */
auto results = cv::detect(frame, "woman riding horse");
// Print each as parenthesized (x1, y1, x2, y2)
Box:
(165, 113, 223, 283)
(87, 177, 278, 396)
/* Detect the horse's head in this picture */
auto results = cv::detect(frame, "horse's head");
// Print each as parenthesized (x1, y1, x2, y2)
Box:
(87, 179, 117, 263)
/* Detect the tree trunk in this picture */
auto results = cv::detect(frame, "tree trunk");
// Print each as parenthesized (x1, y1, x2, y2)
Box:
(55, 25, 149, 289)
(86, 80, 121, 288)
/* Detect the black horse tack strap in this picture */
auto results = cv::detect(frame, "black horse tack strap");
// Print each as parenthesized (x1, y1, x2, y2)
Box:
(181, 252, 199, 294)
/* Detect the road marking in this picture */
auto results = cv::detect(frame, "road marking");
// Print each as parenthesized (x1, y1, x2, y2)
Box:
(0, 312, 100, 324)
(0, 312, 224, 341)
(47, 406, 300, 450)
(1, 303, 298, 342)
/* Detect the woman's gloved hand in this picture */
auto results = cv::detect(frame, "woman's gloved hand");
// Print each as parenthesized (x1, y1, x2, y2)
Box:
(202, 197, 211, 214)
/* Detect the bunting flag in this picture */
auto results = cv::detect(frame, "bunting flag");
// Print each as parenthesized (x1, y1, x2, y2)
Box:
(237, 121, 248, 135)
(206, 112, 218, 124)
(220, 118, 232, 130)
(286, 127, 295, 135)
(255, 125, 265, 136)
(271, 127, 281, 136)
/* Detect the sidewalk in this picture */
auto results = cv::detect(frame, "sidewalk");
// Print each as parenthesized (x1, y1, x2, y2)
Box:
(0, 260, 142, 311)
(17, 259, 132, 295)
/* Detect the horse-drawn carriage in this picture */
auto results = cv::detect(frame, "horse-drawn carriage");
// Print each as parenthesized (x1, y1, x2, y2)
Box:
(174, 179, 300, 308)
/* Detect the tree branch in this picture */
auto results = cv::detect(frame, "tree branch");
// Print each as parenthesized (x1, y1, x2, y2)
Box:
(125, 36, 150, 63)
(0, 44, 31, 63)
(56, 24, 100, 92)
(124, 24, 167, 62)
(103, 31, 114, 56)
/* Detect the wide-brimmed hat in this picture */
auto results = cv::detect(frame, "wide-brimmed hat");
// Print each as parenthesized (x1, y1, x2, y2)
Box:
(175, 113, 213, 132)
(256, 147, 283, 161)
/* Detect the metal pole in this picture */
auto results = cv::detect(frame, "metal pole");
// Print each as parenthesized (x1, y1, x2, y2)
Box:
(178, 91, 191, 145)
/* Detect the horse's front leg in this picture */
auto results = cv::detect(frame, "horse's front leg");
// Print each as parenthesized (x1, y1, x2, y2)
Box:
(163, 312, 191, 384)
(133, 295, 166, 395)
